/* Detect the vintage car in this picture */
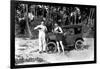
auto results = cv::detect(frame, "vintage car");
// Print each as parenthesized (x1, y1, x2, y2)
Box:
(46, 24, 84, 53)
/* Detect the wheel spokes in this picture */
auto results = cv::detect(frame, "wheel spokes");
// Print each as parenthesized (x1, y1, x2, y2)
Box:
(75, 40, 83, 50)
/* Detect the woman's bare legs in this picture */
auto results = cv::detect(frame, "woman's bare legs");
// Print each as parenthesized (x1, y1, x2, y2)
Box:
(56, 41, 60, 53)
(60, 41, 64, 54)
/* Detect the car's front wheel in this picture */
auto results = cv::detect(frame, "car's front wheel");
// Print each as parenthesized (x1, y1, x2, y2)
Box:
(75, 39, 84, 50)
(46, 42, 57, 54)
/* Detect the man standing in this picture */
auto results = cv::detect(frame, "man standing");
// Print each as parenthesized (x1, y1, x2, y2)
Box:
(34, 21, 47, 53)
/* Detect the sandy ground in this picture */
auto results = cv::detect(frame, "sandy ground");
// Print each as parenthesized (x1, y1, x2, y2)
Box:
(15, 38, 94, 65)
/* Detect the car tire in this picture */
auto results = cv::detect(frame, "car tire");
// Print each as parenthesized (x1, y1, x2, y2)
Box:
(75, 39, 84, 50)
(46, 42, 57, 54)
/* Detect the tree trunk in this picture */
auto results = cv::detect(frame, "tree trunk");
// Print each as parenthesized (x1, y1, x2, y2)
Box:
(26, 4, 33, 38)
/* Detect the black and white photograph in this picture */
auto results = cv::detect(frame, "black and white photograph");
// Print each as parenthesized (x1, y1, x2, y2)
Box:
(11, 0, 96, 68)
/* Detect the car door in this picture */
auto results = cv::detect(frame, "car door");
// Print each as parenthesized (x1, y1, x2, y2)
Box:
(63, 28, 75, 46)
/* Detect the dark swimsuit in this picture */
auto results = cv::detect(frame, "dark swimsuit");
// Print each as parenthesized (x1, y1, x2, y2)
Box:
(54, 27, 63, 41)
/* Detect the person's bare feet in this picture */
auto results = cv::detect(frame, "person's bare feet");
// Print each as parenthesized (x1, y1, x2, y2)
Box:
(62, 52, 65, 55)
